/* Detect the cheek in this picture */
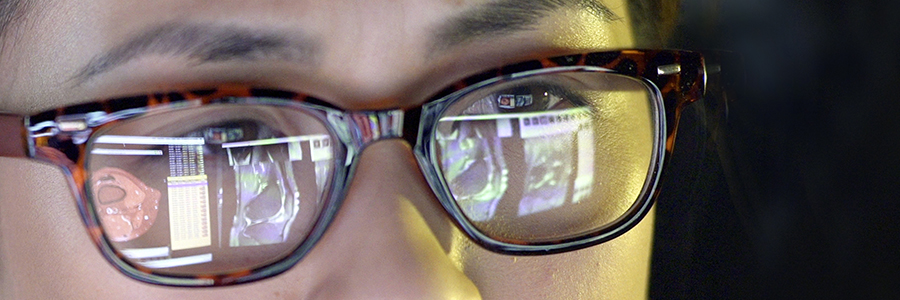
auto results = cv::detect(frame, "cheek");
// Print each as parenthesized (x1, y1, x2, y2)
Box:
(0, 158, 105, 298)
(448, 208, 655, 300)
(0, 158, 333, 300)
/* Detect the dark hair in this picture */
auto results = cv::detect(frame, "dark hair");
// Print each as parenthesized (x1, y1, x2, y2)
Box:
(628, 0, 681, 47)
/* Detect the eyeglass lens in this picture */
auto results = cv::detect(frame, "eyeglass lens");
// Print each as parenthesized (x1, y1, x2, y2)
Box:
(434, 71, 657, 243)
(86, 105, 337, 276)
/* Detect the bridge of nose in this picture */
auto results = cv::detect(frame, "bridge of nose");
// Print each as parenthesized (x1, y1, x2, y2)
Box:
(337, 107, 424, 150)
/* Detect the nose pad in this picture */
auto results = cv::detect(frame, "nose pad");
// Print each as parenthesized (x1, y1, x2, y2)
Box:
(300, 140, 481, 299)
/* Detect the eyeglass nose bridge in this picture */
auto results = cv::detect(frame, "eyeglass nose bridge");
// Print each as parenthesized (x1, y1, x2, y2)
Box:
(331, 109, 411, 151)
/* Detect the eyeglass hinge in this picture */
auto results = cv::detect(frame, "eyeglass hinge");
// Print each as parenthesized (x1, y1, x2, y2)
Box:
(27, 111, 109, 146)
(657, 64, 682, 76)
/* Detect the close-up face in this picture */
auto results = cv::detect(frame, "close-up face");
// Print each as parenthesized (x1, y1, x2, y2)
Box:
(0, 0, 673, 299)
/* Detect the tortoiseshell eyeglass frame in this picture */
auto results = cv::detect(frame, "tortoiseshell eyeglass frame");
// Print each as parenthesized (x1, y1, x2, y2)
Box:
(0, 49, 716, 286)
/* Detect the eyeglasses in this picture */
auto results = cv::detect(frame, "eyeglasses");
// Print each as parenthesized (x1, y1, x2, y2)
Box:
(0, 49, 712, 286)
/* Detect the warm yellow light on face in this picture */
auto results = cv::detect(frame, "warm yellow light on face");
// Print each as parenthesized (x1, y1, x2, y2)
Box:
(444, 2, 654, 298)
(397, 195, 483, 299)
(584, 87, 655, 220)
(544, 0, 636, 50)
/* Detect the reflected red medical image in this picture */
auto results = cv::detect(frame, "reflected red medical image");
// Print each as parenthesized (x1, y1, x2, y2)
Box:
(91, 167, 161, 241)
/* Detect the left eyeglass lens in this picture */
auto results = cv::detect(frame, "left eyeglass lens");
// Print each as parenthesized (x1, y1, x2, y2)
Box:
(85, 103, 337, 276)
(434, 71, 659, 244)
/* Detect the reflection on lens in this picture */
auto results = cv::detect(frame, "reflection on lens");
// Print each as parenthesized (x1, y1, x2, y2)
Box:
(85, 104, 336, 276)
(224, 135, 332, 247)
(435, 71, 657, 243)
(90, 167, 161, 242)
(519, 128, 575, 216)
(437, 123, 508, 221)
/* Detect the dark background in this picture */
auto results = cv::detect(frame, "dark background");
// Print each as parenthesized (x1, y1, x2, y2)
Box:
(649, 0, 900, 299)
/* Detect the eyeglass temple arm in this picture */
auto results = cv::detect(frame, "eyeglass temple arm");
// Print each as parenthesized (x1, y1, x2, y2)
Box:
(699, 51, 742, 140)
(0, 113, 28, 158)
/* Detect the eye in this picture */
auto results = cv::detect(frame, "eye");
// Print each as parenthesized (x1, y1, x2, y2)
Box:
(454, 81, 592, 116)
(180, 119, 282, 157)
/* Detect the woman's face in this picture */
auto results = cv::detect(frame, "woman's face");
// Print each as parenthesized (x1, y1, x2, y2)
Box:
(0, 0, 656, 299)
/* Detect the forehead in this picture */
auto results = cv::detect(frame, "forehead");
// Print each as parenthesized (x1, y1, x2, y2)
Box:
(0, 0, 634, 114)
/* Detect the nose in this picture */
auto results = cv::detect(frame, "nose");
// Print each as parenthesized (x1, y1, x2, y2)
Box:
(298, 140, 482, 299)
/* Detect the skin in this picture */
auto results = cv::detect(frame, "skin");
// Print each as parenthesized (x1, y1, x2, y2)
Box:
(0, 0, 656, 299)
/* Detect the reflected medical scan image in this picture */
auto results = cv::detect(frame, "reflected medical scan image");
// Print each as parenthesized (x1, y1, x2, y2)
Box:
(90, 166, 161, 242)
(84, 110, 336, 275)
(226, 134, 331, 247)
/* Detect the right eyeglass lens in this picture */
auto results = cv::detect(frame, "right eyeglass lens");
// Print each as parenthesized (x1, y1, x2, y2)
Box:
(434, 71, 660, 244)
(84, 103, 338, 277)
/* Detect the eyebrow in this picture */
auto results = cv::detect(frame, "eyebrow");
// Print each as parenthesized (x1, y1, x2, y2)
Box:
(72, 0, 616, 84)
(0, 0, 30, 40)
(431, 0, 619, 51)
(71, 23, 320, 85)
